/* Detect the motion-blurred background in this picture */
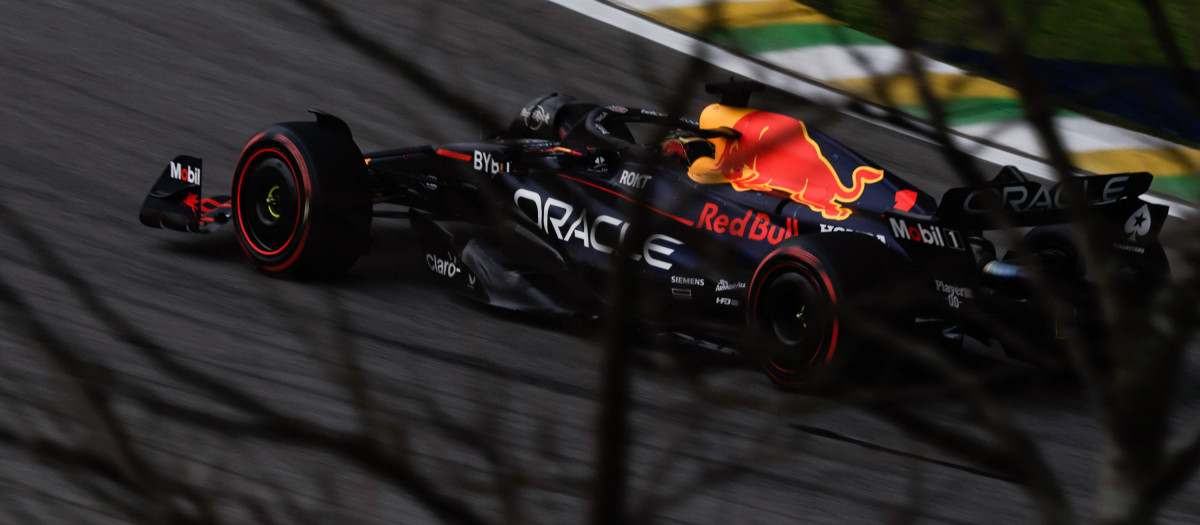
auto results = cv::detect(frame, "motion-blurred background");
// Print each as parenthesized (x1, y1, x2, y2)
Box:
(1, 1, 1199, 523)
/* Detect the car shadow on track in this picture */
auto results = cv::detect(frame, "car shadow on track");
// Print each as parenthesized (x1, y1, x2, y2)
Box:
(158, 229, 244, 264)
(850, 341, 1086, 406)
(176, 222, 1083, 402)
(339, 221, 446, 287)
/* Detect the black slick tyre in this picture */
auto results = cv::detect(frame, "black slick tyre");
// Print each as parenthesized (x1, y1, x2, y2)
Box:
(747, 233, 908, 390)
(232, 121, 371, 278)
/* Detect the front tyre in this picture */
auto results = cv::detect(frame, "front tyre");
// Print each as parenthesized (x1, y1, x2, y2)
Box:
(232, 121, 371, 278)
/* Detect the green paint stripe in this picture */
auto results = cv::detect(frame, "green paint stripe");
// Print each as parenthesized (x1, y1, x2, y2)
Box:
(703, 23, 887, 54)
(897, 98, 1080, 127)
(1149, 174, 1199, 201)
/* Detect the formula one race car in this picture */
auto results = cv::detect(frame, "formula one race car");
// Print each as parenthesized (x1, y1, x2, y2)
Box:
(139, 81, 1169, 388)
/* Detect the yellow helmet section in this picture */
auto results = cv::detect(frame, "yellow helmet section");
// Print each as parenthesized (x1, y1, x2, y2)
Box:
(688, 104, 756, 184)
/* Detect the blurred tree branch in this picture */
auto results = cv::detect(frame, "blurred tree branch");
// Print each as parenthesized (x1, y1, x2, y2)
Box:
(1, 0, 1199, 524)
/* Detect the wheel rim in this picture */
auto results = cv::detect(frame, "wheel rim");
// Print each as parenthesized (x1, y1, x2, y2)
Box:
(265, 185, 283, 219)
(760, 270, 828, 373)
(239, 153, 300, 254)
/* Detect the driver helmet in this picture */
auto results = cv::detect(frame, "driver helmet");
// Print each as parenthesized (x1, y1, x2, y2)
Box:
(660, 130, 716, 167)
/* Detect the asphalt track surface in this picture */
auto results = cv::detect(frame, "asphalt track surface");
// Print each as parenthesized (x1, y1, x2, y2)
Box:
(2, 0, 1200, 523)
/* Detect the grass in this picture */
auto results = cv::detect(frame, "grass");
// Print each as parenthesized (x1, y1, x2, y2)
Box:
(805, 0, 1200, 69)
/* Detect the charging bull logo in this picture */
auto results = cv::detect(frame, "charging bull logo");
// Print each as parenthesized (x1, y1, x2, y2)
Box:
(688, 105, 884, 220)
(181, 193, 200, 214)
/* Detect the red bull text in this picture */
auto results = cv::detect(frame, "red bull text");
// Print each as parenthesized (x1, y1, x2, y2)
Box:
(695, 202, 800, 245)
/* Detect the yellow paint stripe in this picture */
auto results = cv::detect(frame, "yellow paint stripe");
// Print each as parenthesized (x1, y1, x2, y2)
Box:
(1071, 148, 1200, 177)
(822, 75, 1200, 177)
(645, 1, 842, 32)
(829, 74, 1019, 106)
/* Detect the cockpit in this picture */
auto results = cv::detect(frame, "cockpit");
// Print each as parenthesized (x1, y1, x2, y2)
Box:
(506, 93, 730, 166)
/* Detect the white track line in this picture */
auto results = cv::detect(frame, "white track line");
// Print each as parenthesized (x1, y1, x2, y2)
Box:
(955, 117, 1191, 154)
(759, 46, 967, 79)
(619, 0, 766, 10)
(545, 0, 1194, 218)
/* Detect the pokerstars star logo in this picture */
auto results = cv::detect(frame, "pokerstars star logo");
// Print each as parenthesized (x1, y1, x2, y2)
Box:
(1125, 204, 1151, 240)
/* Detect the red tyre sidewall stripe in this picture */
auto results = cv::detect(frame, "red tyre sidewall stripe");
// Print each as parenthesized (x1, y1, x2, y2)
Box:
(233, 134, 313, 271)
(234, 148, 298, 257)
(263, 136, 313, 271)
(748, 245, 840, 387)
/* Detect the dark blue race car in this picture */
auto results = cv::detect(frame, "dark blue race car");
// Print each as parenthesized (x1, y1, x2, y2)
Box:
(140, 81, 1169, 388)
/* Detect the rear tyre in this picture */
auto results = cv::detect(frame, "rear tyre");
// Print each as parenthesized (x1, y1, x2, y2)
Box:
(1015, 225, 1086, 281)
(232, 121, 371, 278)
(1013, 223, 1169, 286)
(1002, 224, 1168, 368)
(748, 233, 908, 390)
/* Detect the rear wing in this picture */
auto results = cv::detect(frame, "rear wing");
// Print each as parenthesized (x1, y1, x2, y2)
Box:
(933, 170, 1168, 240)
(138, 156, 232, 233)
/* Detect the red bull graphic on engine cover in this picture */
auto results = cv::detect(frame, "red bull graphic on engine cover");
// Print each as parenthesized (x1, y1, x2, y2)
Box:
(687, 105, 884, 220)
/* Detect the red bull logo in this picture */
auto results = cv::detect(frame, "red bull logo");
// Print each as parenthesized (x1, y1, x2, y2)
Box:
(688, 105, 884, 221)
